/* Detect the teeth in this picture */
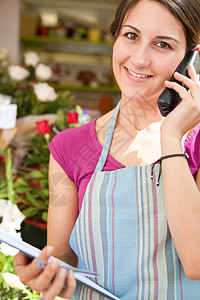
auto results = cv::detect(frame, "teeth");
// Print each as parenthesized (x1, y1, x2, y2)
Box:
(126, 68, 151, 78)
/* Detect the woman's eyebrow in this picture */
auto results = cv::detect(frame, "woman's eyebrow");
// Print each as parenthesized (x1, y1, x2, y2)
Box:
(121, 25, 140, 33)
(121, 25, 180, 44)
(156, 36, 180, 44)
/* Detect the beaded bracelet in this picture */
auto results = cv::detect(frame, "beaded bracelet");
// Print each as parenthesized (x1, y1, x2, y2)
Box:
(151, 153, 189, 186)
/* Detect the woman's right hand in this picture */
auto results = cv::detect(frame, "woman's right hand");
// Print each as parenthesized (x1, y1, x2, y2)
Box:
(14, 245, 77, 300)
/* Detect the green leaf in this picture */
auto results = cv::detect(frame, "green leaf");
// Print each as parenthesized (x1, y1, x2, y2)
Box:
(27, 170, 45, 179)
(25, 193, 40, 205)
(14, 177, 28, 188)
(15, 186, 29, 194)
(76, 104, 83, 116)
(22, 207, 40, 217)
(41, 211, 48, 222)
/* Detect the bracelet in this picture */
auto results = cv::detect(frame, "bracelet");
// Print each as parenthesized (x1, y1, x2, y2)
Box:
(151, 153, 189, 186)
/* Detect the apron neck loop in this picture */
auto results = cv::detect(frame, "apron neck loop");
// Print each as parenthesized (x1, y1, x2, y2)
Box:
(95, 100, 121, 172)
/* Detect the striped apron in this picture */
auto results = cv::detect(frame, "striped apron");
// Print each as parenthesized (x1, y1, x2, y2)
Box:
(69, 102, 200, 299)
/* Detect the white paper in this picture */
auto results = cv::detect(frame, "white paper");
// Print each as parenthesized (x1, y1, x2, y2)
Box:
(0, 231, 119, 300)
(0, 104, 17, 129)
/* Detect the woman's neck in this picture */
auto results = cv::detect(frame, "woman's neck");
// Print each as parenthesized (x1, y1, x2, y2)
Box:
(118, 96, 164, 131)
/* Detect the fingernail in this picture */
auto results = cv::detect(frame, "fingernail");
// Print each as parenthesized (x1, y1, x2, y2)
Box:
(46, 245, 54, 256)
(59, 268, 67, 278)
(68, 270, 74, 279)
(51, 260, 59, 270)
(17, 255, 22, 265)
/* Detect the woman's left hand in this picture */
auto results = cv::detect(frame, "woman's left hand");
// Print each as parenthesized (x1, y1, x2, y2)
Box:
(161, 64, 200, 139)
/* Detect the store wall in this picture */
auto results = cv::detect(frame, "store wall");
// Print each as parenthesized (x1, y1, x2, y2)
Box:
(0, 0, 20, 63)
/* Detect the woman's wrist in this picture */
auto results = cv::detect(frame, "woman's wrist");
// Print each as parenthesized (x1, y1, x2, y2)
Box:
(160, 122, 184, 140)
(160, 132, 183, 156)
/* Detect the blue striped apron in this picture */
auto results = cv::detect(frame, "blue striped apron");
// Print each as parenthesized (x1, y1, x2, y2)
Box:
(69, 101, 200, 299)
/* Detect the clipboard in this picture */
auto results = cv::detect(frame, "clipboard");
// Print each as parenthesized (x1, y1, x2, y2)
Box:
(0, 231, 120, 300)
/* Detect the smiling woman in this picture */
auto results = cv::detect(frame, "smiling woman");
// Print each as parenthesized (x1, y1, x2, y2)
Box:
(110, 0, 200, 51)
(14, 0, 200, 299)
(112, 0, 187, 104)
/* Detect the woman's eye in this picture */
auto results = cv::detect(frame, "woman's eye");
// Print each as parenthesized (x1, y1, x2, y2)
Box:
(125, 32, 138, 40)
(157, 41, 172, 49)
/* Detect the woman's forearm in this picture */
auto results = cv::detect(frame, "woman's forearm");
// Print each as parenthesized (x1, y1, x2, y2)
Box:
(161, 132, 200, 279)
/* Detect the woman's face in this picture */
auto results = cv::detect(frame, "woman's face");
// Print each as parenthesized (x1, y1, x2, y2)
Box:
(112, 0, 187, 103)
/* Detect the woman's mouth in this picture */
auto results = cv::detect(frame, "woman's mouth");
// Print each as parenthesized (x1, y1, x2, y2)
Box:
(125, 67, 153, 79)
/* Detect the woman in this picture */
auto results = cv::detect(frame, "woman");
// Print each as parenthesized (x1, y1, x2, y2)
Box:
(14, 0, 200, 299)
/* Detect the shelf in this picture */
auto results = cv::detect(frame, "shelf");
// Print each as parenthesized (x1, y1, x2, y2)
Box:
(21, 35, 112, 55)
(51, 83, 120, 93)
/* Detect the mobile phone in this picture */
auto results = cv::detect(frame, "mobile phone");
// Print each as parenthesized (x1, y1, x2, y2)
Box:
(157, 50, 200, 117)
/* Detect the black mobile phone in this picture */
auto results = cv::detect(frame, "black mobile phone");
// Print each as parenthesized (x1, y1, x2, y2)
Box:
(157, 50, 200, 117)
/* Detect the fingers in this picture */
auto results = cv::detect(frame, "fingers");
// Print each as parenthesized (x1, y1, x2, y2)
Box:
(60, 270, 77, 299)
(14, 245, 54, 284)
(164, 79, 189, 101)
(31, 259, 60, 293)
(164, 66, 200, 102)
(14, 245, 77, 299)
(14, 251, 29, 267)
(173, 70, 196, 89)
(42, 270, 76, 300)
(187, 65, 200, 83)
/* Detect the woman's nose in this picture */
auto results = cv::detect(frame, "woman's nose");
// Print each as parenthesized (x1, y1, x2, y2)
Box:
(131, 45, 151, 68)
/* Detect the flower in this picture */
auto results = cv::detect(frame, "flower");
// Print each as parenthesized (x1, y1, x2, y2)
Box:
(3, 273, 28, 291)
(0, 93, 12, 105)
(36, 120, 51, 134)
(0, 51, 74, 118)
(0, 199, 25, 256)
(24, 51, 40, 67)
(78, 114, 91, 124)
(8, 65, 30, 81)
(0, 154, 4, 164)
(35, 63, 52, 80)
(3, 273, 37, 298)
(67, 111, 79, 124)
(0, 199, 25, 231)
(33, 82, 57, 102)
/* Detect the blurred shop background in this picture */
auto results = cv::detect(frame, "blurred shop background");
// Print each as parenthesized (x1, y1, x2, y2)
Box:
(0, 0, 121, 115)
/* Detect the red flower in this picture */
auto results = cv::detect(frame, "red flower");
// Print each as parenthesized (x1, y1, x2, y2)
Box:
(0, 155, 4, 164)
(67, 111, 78, 124)
(36, 120, 51, 134)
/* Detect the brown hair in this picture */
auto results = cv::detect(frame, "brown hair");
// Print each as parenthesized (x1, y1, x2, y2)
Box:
(110, 0, 200, 51)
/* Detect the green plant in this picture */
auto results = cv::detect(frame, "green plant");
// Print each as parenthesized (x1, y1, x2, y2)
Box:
(0, 252, 39, 299)
(0, 51, 74, 118)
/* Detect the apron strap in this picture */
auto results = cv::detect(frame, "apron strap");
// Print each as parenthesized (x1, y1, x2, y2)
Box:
(95, 100, 121, 172)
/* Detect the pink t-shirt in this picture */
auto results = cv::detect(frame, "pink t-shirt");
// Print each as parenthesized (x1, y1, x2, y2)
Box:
(49, 120, 200, 211)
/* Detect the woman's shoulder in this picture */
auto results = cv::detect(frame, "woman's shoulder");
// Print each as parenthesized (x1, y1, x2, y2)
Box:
(184, 123, 200, 176)
(48, 119, 97, 182)
(50, 119, 96, 148)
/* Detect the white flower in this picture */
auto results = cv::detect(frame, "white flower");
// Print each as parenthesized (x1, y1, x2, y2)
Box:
(33, 82, 57, 102)
(0, 94, 12, 105)
(0, 200, 25, 230)
(0, 199, 25, 256)
(24, 51, 40, 67)
(78, 114, 91, 125)
(35, 63, 53, 80)
(0, 199, 9, 212)
(3, 273, 26, 290)
(8, 65, 30, 81)
(0, 47, 8, 61)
